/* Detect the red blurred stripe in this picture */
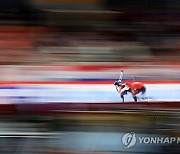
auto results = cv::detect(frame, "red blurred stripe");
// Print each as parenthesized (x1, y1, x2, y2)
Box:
(0, 102, 179, 115)
(0, 81, 178, 85)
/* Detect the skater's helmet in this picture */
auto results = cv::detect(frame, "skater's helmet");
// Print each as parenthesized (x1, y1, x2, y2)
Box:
(114, 80, 122, 86)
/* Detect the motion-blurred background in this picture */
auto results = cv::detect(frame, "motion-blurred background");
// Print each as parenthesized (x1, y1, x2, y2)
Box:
(0, 0, 179, 153)
(0, 0, 179, 64)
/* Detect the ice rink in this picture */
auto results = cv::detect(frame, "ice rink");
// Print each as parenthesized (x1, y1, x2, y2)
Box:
(0, 83, 179, 103)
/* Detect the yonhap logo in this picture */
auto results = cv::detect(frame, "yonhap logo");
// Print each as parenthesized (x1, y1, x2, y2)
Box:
(122, 132, 136, 148)
(122, 132, 180, 148)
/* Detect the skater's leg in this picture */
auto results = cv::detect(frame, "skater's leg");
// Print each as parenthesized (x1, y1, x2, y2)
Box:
(120, 94, 124, 102)
(133, 95, 137, 102)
